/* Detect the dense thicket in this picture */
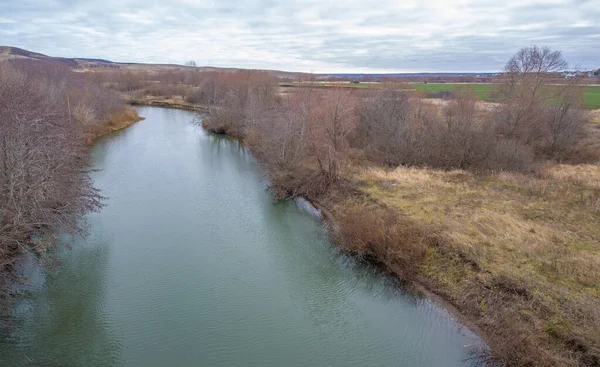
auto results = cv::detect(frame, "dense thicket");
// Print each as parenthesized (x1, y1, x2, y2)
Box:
(0, 61, 131, 293)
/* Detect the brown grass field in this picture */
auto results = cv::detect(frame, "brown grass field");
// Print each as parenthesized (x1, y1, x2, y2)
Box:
(347, 159, 600, 365)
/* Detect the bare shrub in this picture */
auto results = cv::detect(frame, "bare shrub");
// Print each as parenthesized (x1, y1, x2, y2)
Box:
(433, 88, 494, 169)
(184, 88, 204, 104)
(357, 89, 416, 165)
(334, 205, 433, 279)
(202, 107, 239, 135)
(310, 89, 358, 180)
(490, 138, 534, 171)
(10, 59, 127, 129)
(541, 87, 587, 157)
(356, 88, 532, 171)
(143, 83, 189, 99)
(252, 88, 318, 177)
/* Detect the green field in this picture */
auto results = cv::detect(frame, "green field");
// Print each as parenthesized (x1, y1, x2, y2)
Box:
(411, 83, 495, 101)
(411, 83, 600, 110)
(584, 86, 600, 109)
(283, 81, 600, 109)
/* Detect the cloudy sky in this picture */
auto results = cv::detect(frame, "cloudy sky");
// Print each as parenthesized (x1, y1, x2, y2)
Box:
(1, 0, 598, 73)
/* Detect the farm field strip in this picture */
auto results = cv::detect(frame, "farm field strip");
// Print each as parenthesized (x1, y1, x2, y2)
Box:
(281, 82, 600, 109)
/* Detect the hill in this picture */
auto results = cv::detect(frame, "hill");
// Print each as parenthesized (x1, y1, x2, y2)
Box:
(0, 46, 305, 78)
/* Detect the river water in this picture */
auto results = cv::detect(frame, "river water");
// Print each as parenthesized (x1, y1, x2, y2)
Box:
(0, 107, 482, 366)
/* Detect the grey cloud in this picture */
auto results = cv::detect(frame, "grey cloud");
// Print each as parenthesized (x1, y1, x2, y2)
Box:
(0, 0, 598, 72)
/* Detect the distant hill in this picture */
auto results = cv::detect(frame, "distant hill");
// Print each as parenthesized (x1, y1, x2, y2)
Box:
(0, 46, 507, 80)
(0, 46, 308, 78)
(1, 46, 92, 68)
(0, 46, 50, 59)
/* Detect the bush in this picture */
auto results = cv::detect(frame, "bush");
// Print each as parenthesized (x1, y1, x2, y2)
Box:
(426, 90, 453, 99)
(334, 205, 434, 279)
(9, 59, 127, 126)
(185, 88, 205, 104)
(356, 89, 534, 172)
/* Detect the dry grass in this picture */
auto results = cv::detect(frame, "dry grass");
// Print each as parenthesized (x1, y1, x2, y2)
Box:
(545, 164, 600, 187)
(590, 110, 600, 125)
(87, 107, 143, 142)
(354, 163, 600, 366)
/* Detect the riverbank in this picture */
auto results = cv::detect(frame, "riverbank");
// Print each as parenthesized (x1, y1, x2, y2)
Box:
(1, 106, 143, 297)
(142, 98, 496, 358)
(302, 158, 600, 366)
(2, 107, 482, 366)
(305, 191, 494, 352)
(350, 164, 600, 366)
(1, 61, 136, 313)
(87, 107, 145, 143)
(129, 98, 599, 366)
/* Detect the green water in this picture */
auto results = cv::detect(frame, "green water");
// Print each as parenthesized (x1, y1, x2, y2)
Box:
(0, 107, 482, 366)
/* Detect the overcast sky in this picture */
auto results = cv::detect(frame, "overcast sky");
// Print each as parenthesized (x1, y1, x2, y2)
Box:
(1, 0, 598, 73)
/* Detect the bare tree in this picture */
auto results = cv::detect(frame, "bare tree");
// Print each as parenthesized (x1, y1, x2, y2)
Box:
(262, 87, 318, 171)
(310, 89, 357, 180)
(357, 89, 415, 165)
(0, 63, 103, 274)
(438, 88, 487, 168)
(542, 86, 587, 155)
(494, 45, 587, 158)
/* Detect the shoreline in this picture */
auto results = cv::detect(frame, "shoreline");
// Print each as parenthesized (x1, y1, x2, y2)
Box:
(306, 196, 494, 352)
(134, 99, 494, 354)
(88, 107, 145, 143)
(131, 99, 600, 365)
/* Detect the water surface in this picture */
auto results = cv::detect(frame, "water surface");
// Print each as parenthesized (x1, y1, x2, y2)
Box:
(0, 107, 482, 366)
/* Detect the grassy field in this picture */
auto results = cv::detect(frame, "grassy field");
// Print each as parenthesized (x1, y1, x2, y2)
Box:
(411, 83, 496, 101)
(353, 163, 600, 365)
(411, 83, 600, 110)
(584, 86, 600, 109)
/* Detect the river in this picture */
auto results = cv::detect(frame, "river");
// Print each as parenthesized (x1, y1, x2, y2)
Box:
(0, 107, 483, 366)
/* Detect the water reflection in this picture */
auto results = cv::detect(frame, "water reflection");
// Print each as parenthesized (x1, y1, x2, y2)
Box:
(0, 107, 483, 367)
(2, 239, 122, 366)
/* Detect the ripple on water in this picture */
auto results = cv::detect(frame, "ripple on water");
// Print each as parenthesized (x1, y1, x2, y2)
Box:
(0, 107, 485, 367)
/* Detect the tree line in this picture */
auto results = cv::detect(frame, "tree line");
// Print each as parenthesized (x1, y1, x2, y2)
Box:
(193, 46, 591, 198)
